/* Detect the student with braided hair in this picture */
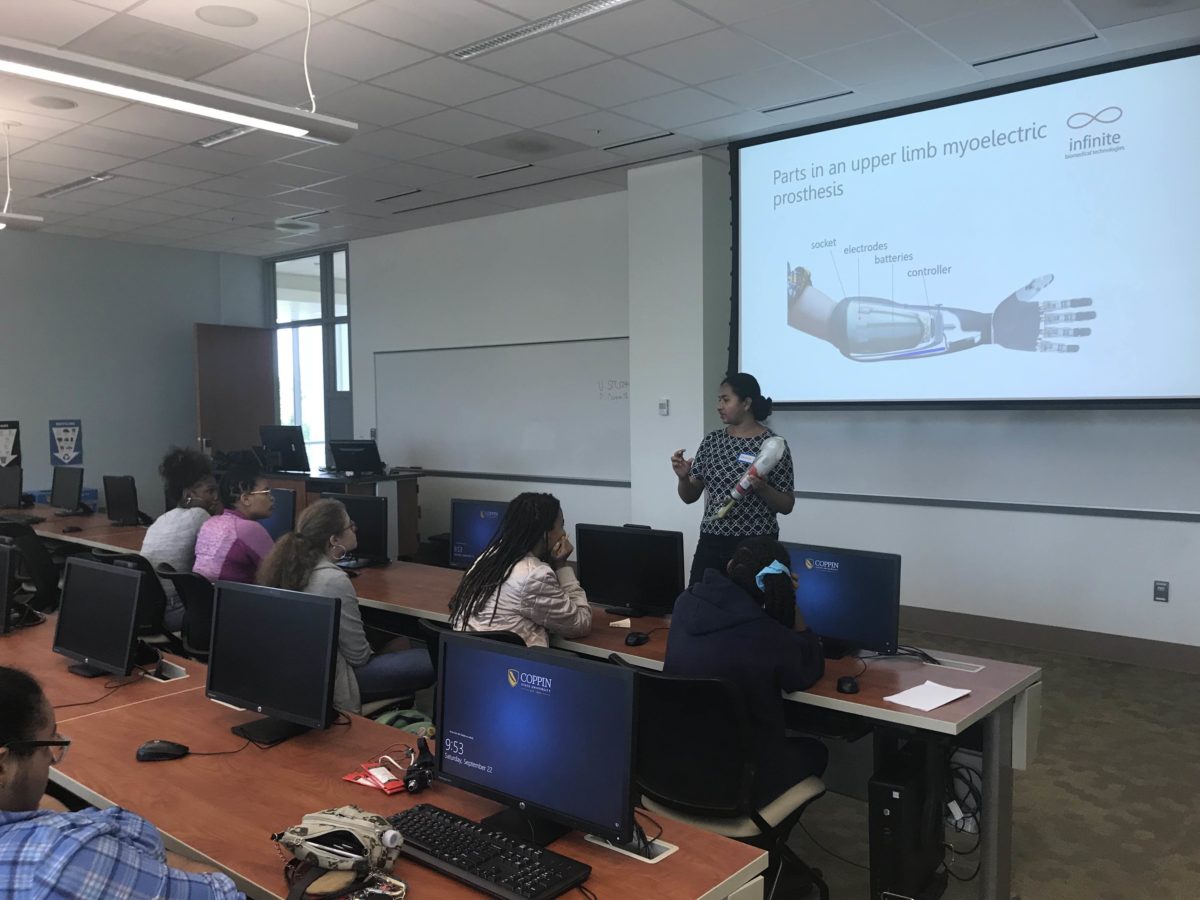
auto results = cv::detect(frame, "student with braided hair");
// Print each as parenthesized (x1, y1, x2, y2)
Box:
(665, 536, 826, 807)
(448, 492, 592, 648)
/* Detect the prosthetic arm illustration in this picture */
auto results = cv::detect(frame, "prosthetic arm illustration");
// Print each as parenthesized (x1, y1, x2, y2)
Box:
(787, 264, 1095, 361)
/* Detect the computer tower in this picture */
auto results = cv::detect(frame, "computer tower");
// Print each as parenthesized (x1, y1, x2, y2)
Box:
(868, 738, 948, 900)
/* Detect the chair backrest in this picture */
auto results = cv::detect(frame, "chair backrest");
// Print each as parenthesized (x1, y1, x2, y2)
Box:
(0, 522, 60, 612)
(157, 566, 216, 657)
(609, 654, 759, 820)
(417, 618, 452, 674)
(89, 550, 168, 637)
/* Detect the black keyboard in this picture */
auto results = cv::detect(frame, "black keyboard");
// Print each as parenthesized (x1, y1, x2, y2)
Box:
(389, 804, 591, 900)
(0, 513, 45, 526)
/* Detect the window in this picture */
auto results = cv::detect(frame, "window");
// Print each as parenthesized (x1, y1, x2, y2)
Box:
(270, 248, 349, 467)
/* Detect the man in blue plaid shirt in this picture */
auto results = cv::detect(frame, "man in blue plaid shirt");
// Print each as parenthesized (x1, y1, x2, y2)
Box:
(0, 667, 243, 899)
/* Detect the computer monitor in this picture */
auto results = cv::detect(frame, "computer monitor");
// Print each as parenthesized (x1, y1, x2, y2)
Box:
(575, 524, 684, 618)
(781, 541, 902, 658)
(52, 557, 144, 678)
(259, 425, 311, 474)
(0, 466, 20, 508)
(258, 487, 297, 541)
(103, 475, 142, 526)
(0, 541, 14, 635)
(51, 466, 84, 513)
(206, 582, 340, 746)
(436, 631, 636, 846)
(328, 439, 385, 475)
(449, 498, 508, 569)
(320, 493, 388, 568)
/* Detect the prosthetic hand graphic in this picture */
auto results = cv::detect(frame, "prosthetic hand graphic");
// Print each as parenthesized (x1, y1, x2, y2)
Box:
(787, 265, 1095, 362)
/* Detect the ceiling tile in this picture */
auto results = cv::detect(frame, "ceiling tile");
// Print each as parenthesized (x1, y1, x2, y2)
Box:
(343, 128, 456, 161)
(613, 88, 743, 129)
(317, 84, 443, 127)
(0, 104, 84, 141)
(607, 132, 699, 161)
(8, 158, 94, 187)
(278, 144, 394, 174)
(0, 81, 130, 124)
(201, 129, 316, 159)
(803, 31, 970, 86)
(474, 0, 577, 15)
(110, 160, 214, 186)
(91, 105, 242, 143)
(65, 14, 250, 79)
(372, 57, 522, 106)
(630, 29, 790, 85)
(147, 144, 258, 174)
(922, 0, 1095, 64)
(461, 86, 596, 129)
(676, 0, 802, 25)
(264, 20, 431, 81)
(54, 124, 181, 158)
(251, 161, 342, 188)
(410, 146, 539, 177)
(341, 0, 524, 52)
(562, 0, 719, 55)
(395, 109, 522, 146)
(703, 62, 845, 110)
(60, 184, 150, 204)
(539, 60, 683, 108)
(14, 142, 133, 174)
(276, 0, 367, 13)
(468, 34, 611, 82)
(735, 0, 907, 58)
(674, 110, 786, 142)
(1071, 0, 1200, 28)
(877, 0, 1013, 27)
(0, 0, 115, 45)
(121, 196, 213, 216)
(129, 0, 310, 50)
(354, 160, 457, 188)
(197, 51, 356, 107)
(194, 207, 273, 225)
(535, 147, 626, 173)
(540, 111, 662, 149)
(99, 175, 171, 197)
(156, 185, 242, 207)
(83, 205, 174, 225)
(264, 186, 349, 208)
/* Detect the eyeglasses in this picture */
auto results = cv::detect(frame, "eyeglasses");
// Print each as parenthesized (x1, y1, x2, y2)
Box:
(4, 732, 71, 765)
(344, 520, 357, 532)
(245, 489, 272, 496)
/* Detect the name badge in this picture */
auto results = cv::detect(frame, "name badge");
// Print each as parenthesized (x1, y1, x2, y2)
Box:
(737, 452, 756, 464)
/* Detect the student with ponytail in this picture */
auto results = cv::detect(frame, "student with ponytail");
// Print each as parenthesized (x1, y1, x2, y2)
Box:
(258, 499, 434, 715)
(665, 536, 825, 807)
(449, 492, 592, 648)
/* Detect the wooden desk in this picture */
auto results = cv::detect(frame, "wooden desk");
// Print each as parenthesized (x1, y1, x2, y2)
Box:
(51, 689, 766, 900)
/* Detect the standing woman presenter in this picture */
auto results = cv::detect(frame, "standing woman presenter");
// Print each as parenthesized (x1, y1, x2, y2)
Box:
(671, 373, 795, 586)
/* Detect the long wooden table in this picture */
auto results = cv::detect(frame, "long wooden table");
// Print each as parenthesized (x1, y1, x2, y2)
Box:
(31, 515, 1040, 900)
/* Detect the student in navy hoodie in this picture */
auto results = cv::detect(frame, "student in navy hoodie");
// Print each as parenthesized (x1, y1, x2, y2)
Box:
(665, 536, 826, 807)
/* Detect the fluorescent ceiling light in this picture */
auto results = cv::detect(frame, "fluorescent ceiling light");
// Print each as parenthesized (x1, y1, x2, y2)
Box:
(0, 37, 357, 145)
(451, 0, 639, 59)
(0, 212, 45, 230)
(37, 172, 114, 199)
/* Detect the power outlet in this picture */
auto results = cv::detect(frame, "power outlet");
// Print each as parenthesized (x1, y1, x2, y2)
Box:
(1153, 580, 1169, 603)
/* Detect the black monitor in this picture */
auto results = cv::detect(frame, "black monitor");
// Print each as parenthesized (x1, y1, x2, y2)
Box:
(259, 487, 297, 541)
(259, 425, 311, 474)
(436, 631, 636, 846)
(781, 541, 902, 658)
(321, 493, 388, 568)
(51, 466, 85, 514)
(206, 582, 340, 746)
(52, 557, 145, 678)
(0, 466, 20, 508)
(0, 539, 45, 635)
(103, 475, 144, 527)
(449, 498, 508, 569)
(575, 524, 684, 618)
(328, 439, 385, 475)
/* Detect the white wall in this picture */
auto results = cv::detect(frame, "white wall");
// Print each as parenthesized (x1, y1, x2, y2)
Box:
(0, 231, 265, 515)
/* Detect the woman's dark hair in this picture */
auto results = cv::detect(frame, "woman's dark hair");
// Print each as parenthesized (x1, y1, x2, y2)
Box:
(159, 447, 212, 507)
(218, 460, 263, 509)
(727, 536, 795, 629)
(259, 499, 348, 591)
(448, 493, 561, 628)
(0, 667, 48, 756)
(723, 372, 773, 421)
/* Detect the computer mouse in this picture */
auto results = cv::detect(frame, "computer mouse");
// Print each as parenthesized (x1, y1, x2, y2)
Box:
(136, 739, 190, 762)
(625, 631, 650, 647)
(836, 676, 860, 695)
(61, 526, 83, 534)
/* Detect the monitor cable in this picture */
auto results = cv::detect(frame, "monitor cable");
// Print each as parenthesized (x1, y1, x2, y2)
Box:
(52, 671, 146, 710)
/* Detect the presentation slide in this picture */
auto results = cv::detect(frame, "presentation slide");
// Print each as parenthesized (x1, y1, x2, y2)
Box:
(736, 52, 1200, 403)
(439, 642, 631, 833)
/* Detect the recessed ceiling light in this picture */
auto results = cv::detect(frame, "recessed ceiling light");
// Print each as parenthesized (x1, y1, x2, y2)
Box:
(195, 5, 260, 28)
(30, 95, 77, 110)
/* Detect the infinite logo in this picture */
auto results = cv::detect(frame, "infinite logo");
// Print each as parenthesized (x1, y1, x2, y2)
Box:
(805, 559, 814, 570)
(1067, 106, 1122, 129)
(507, 668, 518, 688)
(506, 668, 553, 691)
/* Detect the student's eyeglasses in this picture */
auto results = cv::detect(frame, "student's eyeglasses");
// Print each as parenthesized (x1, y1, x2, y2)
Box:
(245, 490, 272, 496)
(4, 733, 71, 765)
(344, 521, 357, 532)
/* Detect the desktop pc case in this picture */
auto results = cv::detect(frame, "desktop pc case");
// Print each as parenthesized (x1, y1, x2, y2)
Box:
(868, 738, 948, 900)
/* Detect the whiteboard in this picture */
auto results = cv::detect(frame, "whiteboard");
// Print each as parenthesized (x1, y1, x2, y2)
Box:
(374, 338, 630, 482)
(771, 407, 1200, 512)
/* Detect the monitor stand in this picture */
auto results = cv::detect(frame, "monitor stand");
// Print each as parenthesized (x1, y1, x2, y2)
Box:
(67, 662, 108, 678)
(54, 504, 94, 517)
(481, 806, 571, 847)
(821, 639, 857, 660)
(232, 716, 311, 747)
(604, 605, 644, 618)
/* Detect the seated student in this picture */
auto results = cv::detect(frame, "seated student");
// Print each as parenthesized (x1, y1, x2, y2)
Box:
(192, 461, 275, 585)
(0, 666, 243, 899)
(141, 447, 222, 631)
(448, 492, 591, 648)
(257, 500, 435, 715)
(665, 536, 826, 808)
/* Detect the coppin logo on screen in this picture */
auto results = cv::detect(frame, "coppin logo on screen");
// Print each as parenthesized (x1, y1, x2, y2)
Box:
(506, 668, 553, 694)
(805, 558, 839, 573)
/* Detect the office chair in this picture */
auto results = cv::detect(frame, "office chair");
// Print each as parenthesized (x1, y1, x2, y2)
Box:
(608, 654, 829, 900)
(156, 566, 216, 662)
(0, 522, 61, 612)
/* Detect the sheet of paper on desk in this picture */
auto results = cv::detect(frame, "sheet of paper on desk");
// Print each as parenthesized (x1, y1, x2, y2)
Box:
(884, 681, 971, 712)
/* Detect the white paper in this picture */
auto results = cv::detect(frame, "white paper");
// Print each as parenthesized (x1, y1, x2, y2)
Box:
(608, 618, 632, 629)
(884, 680, 971, 712)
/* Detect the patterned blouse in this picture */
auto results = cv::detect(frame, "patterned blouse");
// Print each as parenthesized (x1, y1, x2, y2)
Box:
(690, 427, 794, 537)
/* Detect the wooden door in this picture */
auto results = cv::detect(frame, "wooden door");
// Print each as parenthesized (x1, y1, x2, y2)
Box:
(195, 324, 275, 454)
